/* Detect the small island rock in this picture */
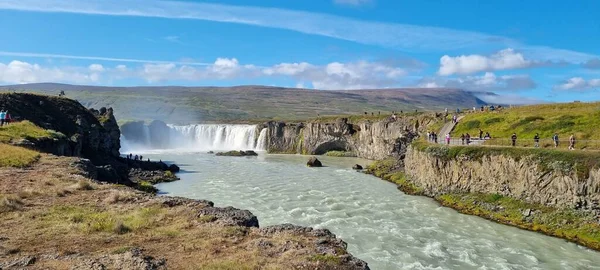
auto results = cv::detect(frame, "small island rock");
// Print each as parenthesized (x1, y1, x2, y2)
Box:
(307, 157, 323, 167)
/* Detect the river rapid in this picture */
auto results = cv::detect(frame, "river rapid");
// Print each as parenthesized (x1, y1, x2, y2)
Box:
(135, 151, 600, 270)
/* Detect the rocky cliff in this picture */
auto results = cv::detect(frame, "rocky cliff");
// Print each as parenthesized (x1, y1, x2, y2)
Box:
(0, 93, 176, 185)
(0, 93, 120, 161)
(264, 115, 436, 160)
(404, 143, 600, 212)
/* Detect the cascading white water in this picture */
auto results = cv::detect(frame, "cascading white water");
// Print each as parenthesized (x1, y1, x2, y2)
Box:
(121, 124, 266, 152)
(256, 128, 268, 151)
(169, 124, 259, 151)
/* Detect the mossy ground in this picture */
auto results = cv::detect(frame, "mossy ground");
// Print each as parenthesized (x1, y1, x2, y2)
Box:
(437, 193, 600, 251)
(324, 151, 356, 157)
(365, 158, 424, 195)
(368, 149, 600, 252)
(453, 102, 600, 149)
(0, 120, 65, 143)
(0, 143, 40, 167)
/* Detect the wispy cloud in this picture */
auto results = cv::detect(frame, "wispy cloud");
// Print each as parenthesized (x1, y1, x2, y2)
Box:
(419, 72, 536, 92)
(1, 0, 597, 63)
(0, 51, 213, 66)
(553, 77, 600, 91)
(333, 0, 373, 7)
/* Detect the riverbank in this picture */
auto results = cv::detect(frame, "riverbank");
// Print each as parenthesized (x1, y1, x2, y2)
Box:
(0, 154, 369, 269)
(366, 142, 600, 252)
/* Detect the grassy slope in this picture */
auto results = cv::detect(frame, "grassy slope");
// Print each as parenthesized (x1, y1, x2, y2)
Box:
(0, 121, 65, 143)
(0, 144, 40, 167)
(453, 102, 600, 148)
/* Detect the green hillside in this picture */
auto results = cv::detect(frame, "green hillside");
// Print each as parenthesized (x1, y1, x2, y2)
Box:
(453, 102, 600, 149)
(0, 83, 487, 123)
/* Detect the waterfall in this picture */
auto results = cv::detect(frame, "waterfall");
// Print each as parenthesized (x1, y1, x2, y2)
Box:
(256, 128, 268, 151)
(121, 123, 264, 151)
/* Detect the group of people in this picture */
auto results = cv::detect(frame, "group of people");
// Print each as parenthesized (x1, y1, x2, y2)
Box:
(126, 153, 150, 162)
(0, 109, 12, 126)
(532, 133, 576, 150)
(426, 131, 438, 143)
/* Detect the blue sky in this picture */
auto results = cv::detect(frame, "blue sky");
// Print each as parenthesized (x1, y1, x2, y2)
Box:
(0, 0, 599, 103)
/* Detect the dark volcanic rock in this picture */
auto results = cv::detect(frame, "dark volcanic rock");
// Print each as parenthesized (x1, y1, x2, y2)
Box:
(159, 197, 214, 208)
(96, 165, 121, 183)
(197, 206, 259, 227)
(259, 224, 370, 270)
(70, 159, 98, 179)
(307, 157, 322, 167)
(168, 164, 180, 173)
(352, 164, 363, 170)
(215, 150, 259, 157)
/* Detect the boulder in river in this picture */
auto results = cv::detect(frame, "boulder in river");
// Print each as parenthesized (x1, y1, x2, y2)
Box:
(215, 150, 258, 157)
(352, 164, 363, 170)
(207, 151, 214, 154)
(307, 157, 323, 167)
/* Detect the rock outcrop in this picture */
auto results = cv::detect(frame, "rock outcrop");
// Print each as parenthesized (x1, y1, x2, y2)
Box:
(307, 157, 323, 167)
(404, 145, 600, 213)
(0, 93, 177, 187)
(264, 115, 434, 160)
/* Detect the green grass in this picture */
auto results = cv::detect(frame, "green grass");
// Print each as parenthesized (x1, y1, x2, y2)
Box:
(437, 193, 600, 250)
(0, 120, 65, 143)
(0, 144, 40, 167)
(137, 181, 158, 193)
(324, 150, 356, 157)
(309, 254, 342, 264)
(42, 205, 164, 234)
(453, 102, 600, 149)
(413, 141, 600, 179)
(364, 158, 424, 195)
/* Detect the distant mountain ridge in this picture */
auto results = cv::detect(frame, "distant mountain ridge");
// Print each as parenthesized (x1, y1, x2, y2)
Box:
(0, 83, 489, 123)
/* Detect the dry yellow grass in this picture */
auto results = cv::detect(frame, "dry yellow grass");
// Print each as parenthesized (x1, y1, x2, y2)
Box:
(0, 143, 40, 167)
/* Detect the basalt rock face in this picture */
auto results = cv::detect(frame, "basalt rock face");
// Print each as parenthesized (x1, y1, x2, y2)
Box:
(265, 115, 433, 160)
(0, 93, 120, 161)
(404, 146, 600, 213)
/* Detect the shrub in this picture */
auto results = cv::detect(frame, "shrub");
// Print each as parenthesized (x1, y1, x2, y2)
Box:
(76, 180, 95, 190)
(0, 195, 23, 213)
(137, 181, 158, 193)
(463, 120, 481, 130)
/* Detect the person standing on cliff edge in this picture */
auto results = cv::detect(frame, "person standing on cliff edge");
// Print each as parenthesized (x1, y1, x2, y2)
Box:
(534, 133, 540, 148)
(511, 133, 517, 147)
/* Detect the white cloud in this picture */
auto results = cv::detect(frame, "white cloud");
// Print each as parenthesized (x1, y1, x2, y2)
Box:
(419, 72, 536, 91)
(1, 0, 598, 63)
(264, 62, 312, 76)
(438, 48, 539, 76)
(0, 57, 407, 89)
(266, 61, 406, 90)
(88, 64, 105, 72)
(553, 77, 600, 91)
(0, 60, 99, 84)
(333, 0, 372, 6)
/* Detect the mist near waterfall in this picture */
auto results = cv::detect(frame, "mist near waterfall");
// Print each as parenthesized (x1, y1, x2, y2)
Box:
(121, 123, 268, 153)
